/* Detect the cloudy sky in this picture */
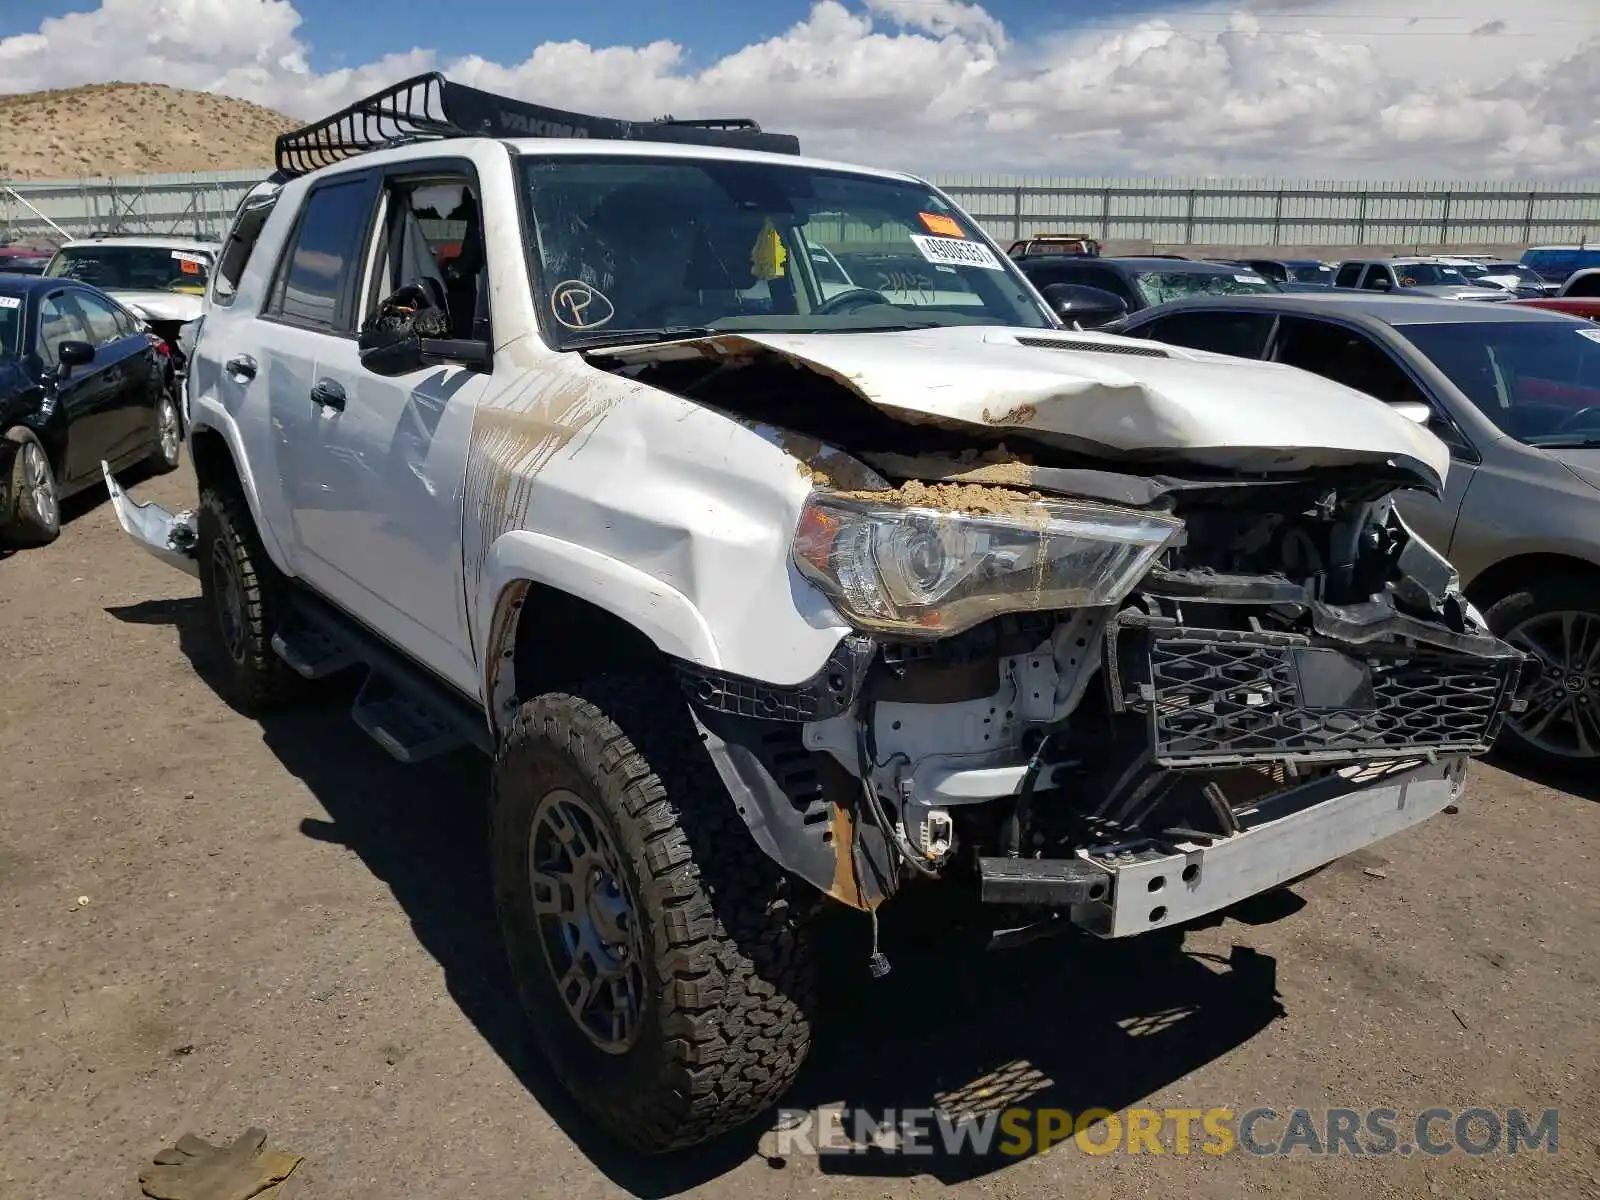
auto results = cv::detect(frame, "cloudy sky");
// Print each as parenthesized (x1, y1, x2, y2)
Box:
(0, 0, 1595, 178)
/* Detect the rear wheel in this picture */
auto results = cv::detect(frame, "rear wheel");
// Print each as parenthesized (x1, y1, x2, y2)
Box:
(1, 428, 60, 549)
(1484, 576, 1600, 770)
(491, 674, 816, 1153)
(195, 485, 307, 714)
(147, 386, 182, 475)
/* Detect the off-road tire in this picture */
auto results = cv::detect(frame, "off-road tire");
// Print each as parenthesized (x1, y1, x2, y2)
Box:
(0, 427, 61, 550)
(1483, 576, 1600, 772)
(195, 485, 307, 714)
(491, 674, 816, 1154)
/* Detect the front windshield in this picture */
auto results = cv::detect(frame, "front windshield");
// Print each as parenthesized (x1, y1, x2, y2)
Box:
(1397, 320, 1600, 446)
(0, 291, 20, 357)
(1132, 269, 1278, 306)
(1289, 263, 1333, 283)
(1392, 262, 1467, 286)
(45, 244, 210, 293)
(519, 155, 1052, 346)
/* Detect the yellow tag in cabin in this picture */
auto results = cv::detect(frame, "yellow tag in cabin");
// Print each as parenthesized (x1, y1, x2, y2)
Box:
(751, 219, 787, 281)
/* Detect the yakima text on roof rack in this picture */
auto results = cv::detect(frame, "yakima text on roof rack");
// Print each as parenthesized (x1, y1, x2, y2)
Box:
(273, 71, 801, 177)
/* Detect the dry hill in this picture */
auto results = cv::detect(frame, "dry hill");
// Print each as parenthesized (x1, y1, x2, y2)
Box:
(0, 82, 295, 181)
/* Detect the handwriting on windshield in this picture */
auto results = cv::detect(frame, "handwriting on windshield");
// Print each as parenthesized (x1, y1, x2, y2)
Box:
(551, 279, 615, 329)
(872, 268, 935, 301)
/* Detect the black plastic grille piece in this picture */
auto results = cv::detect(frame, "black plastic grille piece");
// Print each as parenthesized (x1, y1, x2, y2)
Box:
(675, 635, 874, 722)
(1015, 336, 1172, 358)
(1137, 632, 1519, 766)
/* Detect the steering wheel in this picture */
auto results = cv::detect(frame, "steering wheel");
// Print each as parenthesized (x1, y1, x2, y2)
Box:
(1555, 406, 1600, 434)
(813, 287, 892, 315)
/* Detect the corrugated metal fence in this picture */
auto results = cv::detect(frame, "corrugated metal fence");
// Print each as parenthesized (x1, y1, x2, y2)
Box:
(3, 168, 1599, 249)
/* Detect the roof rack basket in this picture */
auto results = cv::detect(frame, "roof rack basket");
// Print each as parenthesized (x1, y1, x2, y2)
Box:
(274, 72, 801, 177)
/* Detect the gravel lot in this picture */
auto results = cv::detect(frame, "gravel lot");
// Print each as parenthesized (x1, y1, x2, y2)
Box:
(3, 461, 1598, 1199)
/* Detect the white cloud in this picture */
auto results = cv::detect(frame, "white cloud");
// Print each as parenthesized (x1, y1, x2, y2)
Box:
(0, 0, 1595, 178)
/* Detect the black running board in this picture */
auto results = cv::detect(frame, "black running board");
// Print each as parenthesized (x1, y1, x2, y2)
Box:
(273, 595, 493, 763)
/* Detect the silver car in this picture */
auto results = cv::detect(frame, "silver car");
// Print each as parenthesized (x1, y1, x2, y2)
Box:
(1332, 257, 1513, 303)
(1119, 292, 1600, 769)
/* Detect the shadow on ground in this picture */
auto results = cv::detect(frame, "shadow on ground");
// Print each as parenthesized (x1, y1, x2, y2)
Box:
(109, 595, 1290, 1194)
(1484, 745, 1600, 803)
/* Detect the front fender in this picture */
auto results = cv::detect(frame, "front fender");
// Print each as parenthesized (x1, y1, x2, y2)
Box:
(477, 527, 721, 722)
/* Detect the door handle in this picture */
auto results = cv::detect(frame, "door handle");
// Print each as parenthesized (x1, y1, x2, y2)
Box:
(225, 354, 257, 381)
(310, 378, 346, 411)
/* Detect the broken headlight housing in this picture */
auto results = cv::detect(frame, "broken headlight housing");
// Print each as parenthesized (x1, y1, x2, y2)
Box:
(794, 491, 1183, 639)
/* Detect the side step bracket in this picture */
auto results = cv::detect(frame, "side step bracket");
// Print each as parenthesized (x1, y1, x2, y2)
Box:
(273, 594, 493, 764)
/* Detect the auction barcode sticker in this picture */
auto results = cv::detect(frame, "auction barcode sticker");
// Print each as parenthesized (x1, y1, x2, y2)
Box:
(1578, 328, 1600, 343)
(0, 295, 20, 309)
(171, 250, 208, 265)
(910, 234, 1004, 271)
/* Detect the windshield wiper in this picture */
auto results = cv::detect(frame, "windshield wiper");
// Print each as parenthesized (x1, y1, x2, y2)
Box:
(1529, 436, 1600, 449)
(564, 326, 721, 350)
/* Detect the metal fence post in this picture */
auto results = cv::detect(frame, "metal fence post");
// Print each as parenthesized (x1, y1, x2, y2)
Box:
(1523, 192, 1537, 246)
(1013, 185, 1024, 242)
(1184, 188, 1196, 244)
(1100, 186, 1112, 241)
(1439, 189, 1453, 246)
(1272, 189, 1283, 246)
(1356, 191, 1369, 246)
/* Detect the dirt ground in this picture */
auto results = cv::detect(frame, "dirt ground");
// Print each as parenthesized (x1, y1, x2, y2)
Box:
(2, 461, 1598, 1200)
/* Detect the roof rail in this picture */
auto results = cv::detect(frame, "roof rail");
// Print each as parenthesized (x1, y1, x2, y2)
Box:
(273, 71, 801, 177)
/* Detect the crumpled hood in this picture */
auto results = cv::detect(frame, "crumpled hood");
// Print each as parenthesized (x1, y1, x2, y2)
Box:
(601, 325, 1451, 488)
(109, 289, 205, 323)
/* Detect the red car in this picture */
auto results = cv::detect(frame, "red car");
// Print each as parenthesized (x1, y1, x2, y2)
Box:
(1508, 297, 1600, 322)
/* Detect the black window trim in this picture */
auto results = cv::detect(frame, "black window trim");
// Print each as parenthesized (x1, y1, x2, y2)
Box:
(1135, 306, 1281, 359)
(260, 167, 383, 340)
(359, 154, 495, 359)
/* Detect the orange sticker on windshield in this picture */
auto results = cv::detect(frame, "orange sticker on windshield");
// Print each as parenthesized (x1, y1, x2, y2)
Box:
(918, 211, 965, 237)
(179, 258, 200, 274)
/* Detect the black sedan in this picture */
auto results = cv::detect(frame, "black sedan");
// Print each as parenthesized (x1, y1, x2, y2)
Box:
(1015, 254, 1282, 327)
(1, 274, 181, 550)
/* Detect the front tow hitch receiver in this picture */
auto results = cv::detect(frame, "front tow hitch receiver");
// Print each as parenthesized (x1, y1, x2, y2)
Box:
(977, 855, 1115, 907)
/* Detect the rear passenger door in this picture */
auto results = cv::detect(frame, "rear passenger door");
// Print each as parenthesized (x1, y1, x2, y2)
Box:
(70, 287, 156, 462)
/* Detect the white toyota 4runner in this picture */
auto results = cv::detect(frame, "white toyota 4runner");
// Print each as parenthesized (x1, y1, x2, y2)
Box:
(105, 75, 1527, 1153)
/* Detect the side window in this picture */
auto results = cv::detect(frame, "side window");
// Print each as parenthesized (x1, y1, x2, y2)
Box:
(1268, 314, 1471, 459)
(36, 293, 92, 364)
(1250, 261, 1287, 284)
(110, 304, 141, 338)
(1361, 265, 1392, 291)
(1566, 273, 1600, 298)
(212, 193, 278, 307)
(1141, 311, 1275, 359)
(73, 290, 129, 345)
(1334, 262, 1362, 288)
(266, 176, 376, 332)
(363, 173, 489, 343)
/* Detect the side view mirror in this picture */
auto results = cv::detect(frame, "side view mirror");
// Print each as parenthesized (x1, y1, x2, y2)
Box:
(1040, 283, 1129, 329)
(56, 339, 94, 377)
(358, 283, 490, 377)
(1370, 276, 1394, 291)
(1390, 400, 1432, 426)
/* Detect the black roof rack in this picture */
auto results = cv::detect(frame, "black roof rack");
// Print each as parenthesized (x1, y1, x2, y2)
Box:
(274, 71, 801, 177)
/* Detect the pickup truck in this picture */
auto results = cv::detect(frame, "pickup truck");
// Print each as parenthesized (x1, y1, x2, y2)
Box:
(104, 73, 1526, 1154)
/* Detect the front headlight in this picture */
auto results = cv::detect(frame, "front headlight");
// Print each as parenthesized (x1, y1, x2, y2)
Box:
(793, 490, 1184, 639)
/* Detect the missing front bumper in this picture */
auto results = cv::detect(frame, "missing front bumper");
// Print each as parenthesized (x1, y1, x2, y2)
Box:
(102, 460, 198, 578)
(987, 756, 1466, 938)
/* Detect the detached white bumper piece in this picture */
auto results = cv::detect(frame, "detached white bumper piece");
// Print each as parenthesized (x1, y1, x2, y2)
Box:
(101, 460, 199, 578)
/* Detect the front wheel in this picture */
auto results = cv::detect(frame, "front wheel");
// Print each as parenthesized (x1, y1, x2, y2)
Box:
(1484, 576, 1600, 770)
(1, 428, 61, 549)
(491, 675, 816, 1154)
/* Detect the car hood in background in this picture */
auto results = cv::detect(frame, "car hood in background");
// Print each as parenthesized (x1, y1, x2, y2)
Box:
(109, 289, 206, 323)
(592, 324, 1451, 489)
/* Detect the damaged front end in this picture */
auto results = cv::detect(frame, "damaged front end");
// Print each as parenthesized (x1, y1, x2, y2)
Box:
(676, 460, 1528, 943)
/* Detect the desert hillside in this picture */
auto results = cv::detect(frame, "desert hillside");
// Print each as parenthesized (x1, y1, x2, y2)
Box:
(0, 82, 295, 181)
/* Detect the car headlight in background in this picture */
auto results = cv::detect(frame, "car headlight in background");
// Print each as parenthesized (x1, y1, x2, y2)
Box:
(793, 491, 1184, 639)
